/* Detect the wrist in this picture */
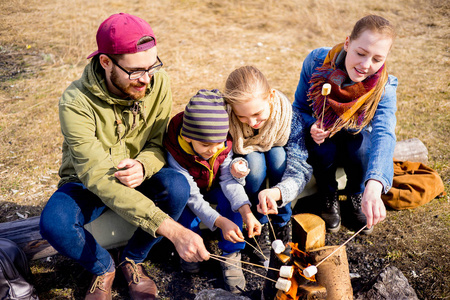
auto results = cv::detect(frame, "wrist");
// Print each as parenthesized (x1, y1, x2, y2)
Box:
(366, 179, 383, 194)
(214, 216, 225, 228)
(135, 159, 146, 177)
(238, 204, 251, 215)
(271, 188, 282, 201)
(238, 205, 253, 222)
(157, 217, 180, 241)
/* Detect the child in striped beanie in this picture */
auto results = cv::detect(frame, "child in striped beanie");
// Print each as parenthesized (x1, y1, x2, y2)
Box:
(163, 89, 261, 294)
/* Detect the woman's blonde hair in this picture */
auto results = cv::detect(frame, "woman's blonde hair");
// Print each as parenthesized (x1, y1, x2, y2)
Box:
(350, 15, 396, 42)
(223, 66, 271, 105)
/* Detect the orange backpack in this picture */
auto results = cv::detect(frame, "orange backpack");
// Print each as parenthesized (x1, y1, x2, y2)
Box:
(381, 160, 445, 210)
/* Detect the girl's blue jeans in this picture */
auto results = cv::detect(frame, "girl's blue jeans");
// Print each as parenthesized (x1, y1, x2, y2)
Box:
(242, 147, 292, 227)
(306, 129, 370, 195)
(39, 168, 190, 275)
(178, 187, 245, 255)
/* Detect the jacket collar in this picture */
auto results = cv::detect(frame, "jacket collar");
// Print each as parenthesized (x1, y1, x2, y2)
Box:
(177, 134, 226, 161)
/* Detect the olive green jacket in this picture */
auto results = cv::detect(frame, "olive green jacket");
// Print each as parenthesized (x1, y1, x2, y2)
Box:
(58, 58, 172, 237)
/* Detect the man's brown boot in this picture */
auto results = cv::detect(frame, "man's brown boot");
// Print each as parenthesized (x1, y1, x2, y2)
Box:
(85, 269, 115, 300)
(120, 258, 158, 300)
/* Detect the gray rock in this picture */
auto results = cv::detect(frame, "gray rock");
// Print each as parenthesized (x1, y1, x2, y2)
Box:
(194, 288, 252, 300)
(355, 266, 419, 300)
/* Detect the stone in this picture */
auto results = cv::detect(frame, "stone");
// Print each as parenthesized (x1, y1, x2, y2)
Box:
(354, 266, 419, 300)
(194, 288, 251, 300)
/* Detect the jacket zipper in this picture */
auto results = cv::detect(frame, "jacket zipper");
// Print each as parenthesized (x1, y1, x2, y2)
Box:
(195, 146, 227, 191)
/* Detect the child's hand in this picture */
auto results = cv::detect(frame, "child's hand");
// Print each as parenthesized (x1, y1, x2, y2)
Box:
(230, 160, 250, 179)
(238, 204, 261, 238)
(257, 188, 281, 215)
(243, 213, 262, 238)
(215, 216, 245, 243)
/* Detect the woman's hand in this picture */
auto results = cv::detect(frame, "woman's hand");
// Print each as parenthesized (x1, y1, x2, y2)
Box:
(257, 188, 281, 215)
(230, 160, 250, 178)
(310, 122, 331, 145)
(361, 179, 386, 229)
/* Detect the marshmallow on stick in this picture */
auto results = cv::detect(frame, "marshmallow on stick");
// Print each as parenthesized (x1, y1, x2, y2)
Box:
(264, 260, 270, 271)
(303, 265, 318, 278)
(272, 239, 285, 254)
(279, 266, 294, 279)
(275, 277, 292, 292)
(321, 83, 331, 95)
(237, 164, 248, 172)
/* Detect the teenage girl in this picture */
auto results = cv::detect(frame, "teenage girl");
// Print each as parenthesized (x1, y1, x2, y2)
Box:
(223, 66, 312, 258)
(293, 15, 397, 234)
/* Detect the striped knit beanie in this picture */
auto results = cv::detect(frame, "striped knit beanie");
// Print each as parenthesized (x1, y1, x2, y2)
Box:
(181, 89, 229, 143)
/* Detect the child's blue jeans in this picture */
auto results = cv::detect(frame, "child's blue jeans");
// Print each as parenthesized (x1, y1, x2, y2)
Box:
(242, 146, 292, 227)
(177, 187, 245, 254)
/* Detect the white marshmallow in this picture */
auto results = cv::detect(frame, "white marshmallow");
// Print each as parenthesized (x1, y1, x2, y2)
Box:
(279, 265, 294, 279)
(272, 239, 285, 254)
(321, 83, 331, 96)
(264, 260, 269, 271)
(237, 164, 247, 172)
(275, 277, 292, 292)
(303, 265, 318, 278)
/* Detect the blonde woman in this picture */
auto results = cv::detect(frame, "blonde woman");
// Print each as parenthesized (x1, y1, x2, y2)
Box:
(294, 15, 398, 234)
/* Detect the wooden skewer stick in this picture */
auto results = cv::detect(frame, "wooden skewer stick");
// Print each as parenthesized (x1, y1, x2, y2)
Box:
(210, 254, 279, 272)
(266, 214, 277, 241)
(320, 96, 327, 130)
(252, 236, 267, 259)
(316, 225, 367, 268)
(209, 255, 277, 283)
(245, 240, 268, 261)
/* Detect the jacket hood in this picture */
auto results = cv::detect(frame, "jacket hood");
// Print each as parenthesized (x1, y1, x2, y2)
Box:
(82, 57, 148, 107)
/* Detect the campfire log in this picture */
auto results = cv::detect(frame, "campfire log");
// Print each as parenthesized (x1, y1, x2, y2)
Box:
(292, 213, 326, 251)
(309, 245, 353, 300)
(296, 282, 327, 299)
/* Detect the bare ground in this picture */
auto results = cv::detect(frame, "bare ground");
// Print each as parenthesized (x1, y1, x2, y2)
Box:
(28, 194, 449, 299)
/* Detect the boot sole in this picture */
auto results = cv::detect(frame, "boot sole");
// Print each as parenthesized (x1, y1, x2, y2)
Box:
(326, 222, 341, 233)
(361, 227, 374, 235)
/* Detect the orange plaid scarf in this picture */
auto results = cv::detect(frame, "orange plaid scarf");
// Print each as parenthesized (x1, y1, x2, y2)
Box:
(307, 43, 388, 136)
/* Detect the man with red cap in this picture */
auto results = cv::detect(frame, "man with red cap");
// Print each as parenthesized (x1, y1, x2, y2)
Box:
(39, 13, 210, 299)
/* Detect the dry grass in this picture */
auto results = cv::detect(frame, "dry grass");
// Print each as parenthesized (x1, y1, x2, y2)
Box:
(0, 0, 449, 298)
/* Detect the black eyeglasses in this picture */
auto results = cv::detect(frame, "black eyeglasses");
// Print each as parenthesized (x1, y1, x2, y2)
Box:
(106, 55, 163, 80)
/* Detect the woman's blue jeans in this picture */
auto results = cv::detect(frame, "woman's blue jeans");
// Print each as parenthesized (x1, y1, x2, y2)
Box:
(242, 147, 291, 227)
(177, 187, 245, 255)
(306, 130, 370, 195)
(39, 168, 190, 275)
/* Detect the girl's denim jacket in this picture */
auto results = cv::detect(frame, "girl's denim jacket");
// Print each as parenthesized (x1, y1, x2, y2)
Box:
(293, 47, 398, 193)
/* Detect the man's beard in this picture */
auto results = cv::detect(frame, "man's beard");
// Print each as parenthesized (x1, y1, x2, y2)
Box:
(110, 67, 147, 100)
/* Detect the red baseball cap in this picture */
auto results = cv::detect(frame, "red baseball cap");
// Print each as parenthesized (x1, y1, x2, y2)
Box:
(87, 13, 157, 59)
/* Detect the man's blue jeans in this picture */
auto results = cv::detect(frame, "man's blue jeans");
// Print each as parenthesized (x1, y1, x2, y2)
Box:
(39, 168, 190, 275)
(177, 187, 245, 254)
(242, 147, 291, 227)
(306, 130, 370, 195)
